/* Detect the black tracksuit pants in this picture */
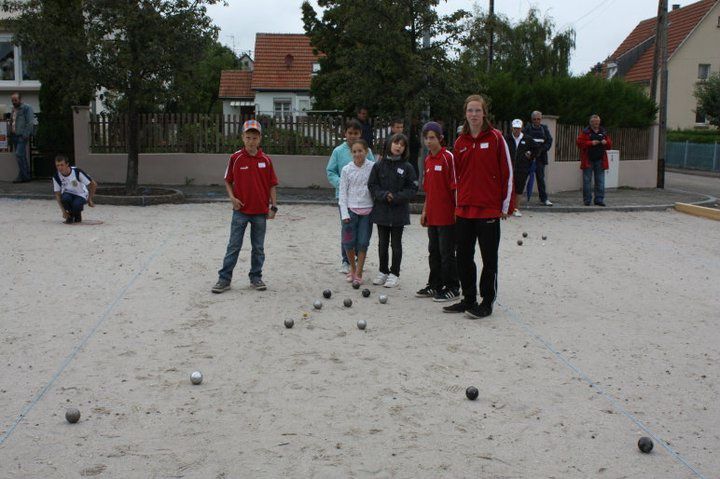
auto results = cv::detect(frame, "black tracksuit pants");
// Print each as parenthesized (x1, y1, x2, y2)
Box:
(426, 225, 459, 291)
(455, 216, 501, 306)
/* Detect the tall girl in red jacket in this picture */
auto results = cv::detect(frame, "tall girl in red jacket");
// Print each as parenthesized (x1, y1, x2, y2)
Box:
(443, 94, 513, 318)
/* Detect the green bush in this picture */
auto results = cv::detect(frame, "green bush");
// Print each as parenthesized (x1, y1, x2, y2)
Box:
(477, 74, 657, 127)
(667, 129, 720, 144)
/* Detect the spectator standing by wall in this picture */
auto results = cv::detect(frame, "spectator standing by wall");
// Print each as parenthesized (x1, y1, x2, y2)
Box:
(577, 114, 612, 207)
(522, 111, 553, 206)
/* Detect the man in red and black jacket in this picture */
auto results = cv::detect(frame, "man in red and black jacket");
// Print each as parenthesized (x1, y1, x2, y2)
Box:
(577, 114, 612, 207)
(443, 95, 513, 319)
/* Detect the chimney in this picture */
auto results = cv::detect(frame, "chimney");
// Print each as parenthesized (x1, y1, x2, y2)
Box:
(672, 4, 681, 10)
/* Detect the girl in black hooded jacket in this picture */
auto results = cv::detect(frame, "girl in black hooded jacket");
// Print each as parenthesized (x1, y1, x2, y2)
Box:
(367, 133, 418, 288)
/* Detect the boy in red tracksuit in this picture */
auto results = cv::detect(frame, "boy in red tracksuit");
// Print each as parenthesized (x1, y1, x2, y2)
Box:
(416, 121, 460, 303)
(443, 94, 513, 319)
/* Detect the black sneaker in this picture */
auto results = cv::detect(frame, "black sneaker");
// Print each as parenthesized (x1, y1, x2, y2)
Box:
(465, 302, 493, 319)
(595, 201, 606, 207)
(443, 301, 474, 313)
(212, 279, 231, 294)
(415, 285, 436, 298)
(73, 211, 82, 223)
(433, 287, 459, 302)
(251, 279, 267, 291)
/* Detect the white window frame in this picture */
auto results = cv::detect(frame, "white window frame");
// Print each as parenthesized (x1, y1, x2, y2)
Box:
(0, 34, 40, 86)
(273, 98, 292, 118)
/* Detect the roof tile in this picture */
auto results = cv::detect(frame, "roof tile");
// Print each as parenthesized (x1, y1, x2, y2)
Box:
(609, 0, 718, 83)
(219, 70, 253, 98)
(251, 33, 320, 91)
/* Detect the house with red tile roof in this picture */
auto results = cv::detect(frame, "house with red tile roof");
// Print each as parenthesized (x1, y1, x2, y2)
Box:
(604, 0, 720, 129)
(219, 33, 321, 119)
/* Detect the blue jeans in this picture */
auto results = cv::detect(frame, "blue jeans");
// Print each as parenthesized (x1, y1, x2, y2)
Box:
(342, 211, 373, 253)
(338, 205, 349, 264)
(13, 135, 30, 181)
(536, 162, 548, 202)
(61, 192, 86, 214)
(583, 160, 605, 204)
(218, 210, 267, 282)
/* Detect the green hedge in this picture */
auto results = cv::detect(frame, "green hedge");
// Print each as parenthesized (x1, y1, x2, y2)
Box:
(477, 74, 657, 128)
(667, 129, 720, 144)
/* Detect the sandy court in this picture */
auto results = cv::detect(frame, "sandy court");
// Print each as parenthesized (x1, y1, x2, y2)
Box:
(0, 199, 718, 478)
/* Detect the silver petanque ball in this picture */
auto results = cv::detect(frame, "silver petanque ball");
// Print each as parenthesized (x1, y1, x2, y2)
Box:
(284, 318, 294, 329)
(65, 407, 81, 424)
(190, 371, 203, 385)
(379, 294, 388, 304)
(357, 319, 367, 330)
(313, 300, 323, 310)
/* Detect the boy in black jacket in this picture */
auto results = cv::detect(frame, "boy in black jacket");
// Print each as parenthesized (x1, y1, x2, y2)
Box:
(368, 133, 418, 288)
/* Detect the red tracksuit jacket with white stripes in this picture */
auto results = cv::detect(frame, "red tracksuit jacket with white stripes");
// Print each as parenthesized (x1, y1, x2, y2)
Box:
(453, 128, 514, 219)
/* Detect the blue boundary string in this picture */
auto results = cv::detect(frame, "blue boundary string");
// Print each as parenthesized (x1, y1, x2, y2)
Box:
(498, 301, 708, 479)
(0, 235, 172, 446)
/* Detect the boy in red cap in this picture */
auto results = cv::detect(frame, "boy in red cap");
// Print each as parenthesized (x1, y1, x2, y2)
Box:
(416, 121, 459, 302)
(212, 119, 279, 293)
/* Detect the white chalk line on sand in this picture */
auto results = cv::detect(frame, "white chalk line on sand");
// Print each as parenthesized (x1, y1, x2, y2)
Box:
(498, 301, 708, 479)
(0, 234, 173, 447)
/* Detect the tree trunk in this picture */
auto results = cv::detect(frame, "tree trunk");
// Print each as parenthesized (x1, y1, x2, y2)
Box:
(125, 97, 139, 194)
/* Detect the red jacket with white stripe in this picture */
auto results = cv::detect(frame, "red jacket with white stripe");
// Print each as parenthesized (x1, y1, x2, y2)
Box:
(422, 147, 456, 226)
(453, 128, 514, 219)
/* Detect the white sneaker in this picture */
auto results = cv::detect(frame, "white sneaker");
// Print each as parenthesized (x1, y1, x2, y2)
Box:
(512, 209, 522, 217)
(543, 200, 553, 206)
(340, 262, 350, 274)
(383, 274, 399, 288)
(373, 272, 388, 285)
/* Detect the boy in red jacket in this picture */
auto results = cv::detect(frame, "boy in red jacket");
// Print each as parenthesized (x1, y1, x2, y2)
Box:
(443, 95, 513, 318)
(416, 121, 460, 302)
(212, 120, 279, 294)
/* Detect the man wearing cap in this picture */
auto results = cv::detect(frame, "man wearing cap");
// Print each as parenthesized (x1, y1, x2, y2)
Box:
(522, 111, 553, 206)
(504, 119, 533, 217)
(212, 119, 279, 294)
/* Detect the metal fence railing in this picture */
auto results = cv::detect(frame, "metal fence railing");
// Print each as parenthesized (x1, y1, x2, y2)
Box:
(555, 124, 651, 162)
(666, 141, 719, 172)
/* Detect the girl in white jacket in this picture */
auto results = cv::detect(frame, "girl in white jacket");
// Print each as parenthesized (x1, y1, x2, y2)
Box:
(338, 139, 375, 286)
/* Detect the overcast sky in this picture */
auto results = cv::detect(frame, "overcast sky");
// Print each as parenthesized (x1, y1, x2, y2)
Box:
(207, 0, 671, 75)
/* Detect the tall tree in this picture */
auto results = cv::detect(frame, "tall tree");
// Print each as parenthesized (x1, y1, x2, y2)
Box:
(84, 0, 220, 193)
(5, 0, 95, 162)
(459, 6, 575, 79)
(165, 41, 241, 114)
(301, 0, 466, 120)
(694, 72, 720, 126)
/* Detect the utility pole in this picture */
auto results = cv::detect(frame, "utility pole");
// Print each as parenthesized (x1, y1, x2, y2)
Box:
(652, 0, 668, 188)
(487, 0, 494, 72)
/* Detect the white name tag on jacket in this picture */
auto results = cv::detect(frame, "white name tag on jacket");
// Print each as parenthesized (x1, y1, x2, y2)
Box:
(397, 168, 404, 174)
(258, 162, 267, 168)
(480, 142, 489, 149)
(434, 165, 442, 171)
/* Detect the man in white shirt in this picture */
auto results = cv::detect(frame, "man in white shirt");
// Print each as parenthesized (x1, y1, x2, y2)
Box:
(52, 155, 97, 224)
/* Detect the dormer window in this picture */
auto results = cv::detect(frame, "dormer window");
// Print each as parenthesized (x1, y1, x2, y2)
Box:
(606, 61, 617, 80)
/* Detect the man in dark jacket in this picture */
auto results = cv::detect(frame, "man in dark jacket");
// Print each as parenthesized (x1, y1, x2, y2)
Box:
(504, 119, 534, 217)
(357, 107, 374, 149)
(522, 111, 553, 206)
(10, 92, 34, 183)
